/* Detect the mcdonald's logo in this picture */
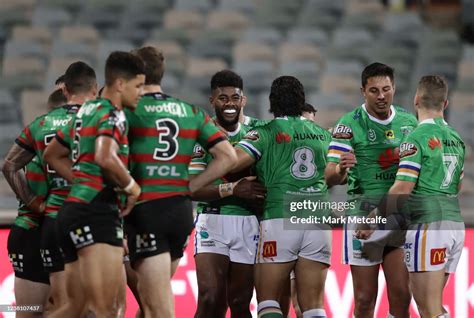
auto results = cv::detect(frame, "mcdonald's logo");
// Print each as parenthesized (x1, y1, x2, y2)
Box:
(430, 248, 446, 265)
(262, 241, 277, 258)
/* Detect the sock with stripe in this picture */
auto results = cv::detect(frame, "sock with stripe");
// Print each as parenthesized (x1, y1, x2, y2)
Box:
(387, 314, 395, 318)
(302, 308, 326, 318)
(257, 300, 283, 318)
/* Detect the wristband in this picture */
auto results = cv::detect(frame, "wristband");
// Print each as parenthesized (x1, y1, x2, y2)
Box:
(218, 182, 234, 198)
(123, 178, 136, 194)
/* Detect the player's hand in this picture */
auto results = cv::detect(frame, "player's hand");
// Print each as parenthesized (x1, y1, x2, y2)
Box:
(120, 182, 141, 217)
(28, 196, 45, 214)
(337, 152, 357, 174)
(355, 225, 374, 240)
(233, 176, 267, 201)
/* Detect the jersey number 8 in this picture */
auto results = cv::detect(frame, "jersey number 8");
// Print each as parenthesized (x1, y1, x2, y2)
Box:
(290, 147, 317, 180)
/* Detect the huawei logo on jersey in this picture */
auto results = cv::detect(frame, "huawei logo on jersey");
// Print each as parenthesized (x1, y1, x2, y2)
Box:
(276, 132, 291, 144)
(428, 137, 442, 150)
(378, 148, 400, 170)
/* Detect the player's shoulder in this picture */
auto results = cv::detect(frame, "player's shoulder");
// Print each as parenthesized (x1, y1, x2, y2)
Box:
(394, 105, 417, 121)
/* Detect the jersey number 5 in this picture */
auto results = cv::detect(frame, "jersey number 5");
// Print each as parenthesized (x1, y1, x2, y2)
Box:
(153, 119, 179, 161)
(72, 119, 83, 162)
(291, 147, 317, 180)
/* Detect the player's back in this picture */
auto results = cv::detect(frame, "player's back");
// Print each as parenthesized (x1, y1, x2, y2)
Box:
(239, 116, 331, 219)
(127, 92, 223, 203)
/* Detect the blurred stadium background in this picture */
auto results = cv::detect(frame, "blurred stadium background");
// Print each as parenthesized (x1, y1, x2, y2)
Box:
(0, 0, 472, 225)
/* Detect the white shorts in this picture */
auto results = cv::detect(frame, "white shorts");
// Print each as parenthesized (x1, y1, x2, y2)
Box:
(342, 217, 405, 266)
(194, 214, 259, 264)
(256, 218, 331, 265)
(404, 221, 465, 273)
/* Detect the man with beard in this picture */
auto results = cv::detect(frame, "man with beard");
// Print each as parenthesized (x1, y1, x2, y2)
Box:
(189, 70, 266, 318)
(324, 62, 417, 318)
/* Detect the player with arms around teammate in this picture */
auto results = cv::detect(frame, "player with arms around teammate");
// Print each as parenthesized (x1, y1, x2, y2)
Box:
(2, 88, 66, 317)
(3, 62, 97, 314)
(231, 76, 332, 318)
(189, 70, 265, 318)
(325, 62, 416, 318)
(358, 76, 465, 318)
(125, 47, 236, 318)
(45, 51, 145, 317)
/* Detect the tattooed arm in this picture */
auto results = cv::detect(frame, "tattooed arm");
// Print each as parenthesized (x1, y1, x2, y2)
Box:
(1, 143, 43, 213)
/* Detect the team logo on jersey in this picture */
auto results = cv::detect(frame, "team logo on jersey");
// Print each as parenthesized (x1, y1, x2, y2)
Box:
(276, 132, 291, 143)
(399, 142, 417, 158)
(332, 124, 353, 139)
(109, 110, 127, 134)
(430, 248, 446, 265)
(243, 130, 259, 141)
(192, 145, 205, 159)
(299, 186, 321, 193)
(368, 129, 376, 142)
(385, 130, 395, 139)
(401, 126, 414, 135)
(428, 137, 442, 150)
(262, 241, 277, 257)
(378, 148, 399, 170)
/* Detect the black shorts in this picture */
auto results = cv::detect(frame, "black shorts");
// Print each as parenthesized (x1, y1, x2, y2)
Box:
(7, 225, 50, 284)
(125, 196, 193, 263)
(56, 201, 124, 264)
(40, 217, 64, 273)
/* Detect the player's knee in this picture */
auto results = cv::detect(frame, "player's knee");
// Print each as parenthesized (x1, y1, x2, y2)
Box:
(354, 292, 376, 313)
(228, 293, 252, 312)
(198, 289, 226, 310)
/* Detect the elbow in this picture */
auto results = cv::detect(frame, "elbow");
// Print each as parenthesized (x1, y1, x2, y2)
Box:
(1, 159, 14, 176)
(94, 153, 113, 170)
(227, 148, 238, 170)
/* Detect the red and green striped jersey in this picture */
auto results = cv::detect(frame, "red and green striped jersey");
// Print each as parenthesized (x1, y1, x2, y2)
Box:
(15, 104, 80, 218)
(125, 92, 226, 204)
(65, 98, 129, 205)
(15, 157, 48, 230)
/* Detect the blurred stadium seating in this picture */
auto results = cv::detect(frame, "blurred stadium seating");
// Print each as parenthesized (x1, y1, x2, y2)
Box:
(0, 0, 472, 224)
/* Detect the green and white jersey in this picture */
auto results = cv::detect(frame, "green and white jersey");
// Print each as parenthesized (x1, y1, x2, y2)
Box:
(396, 118, 465, 223)
(236, 116, 332, 220)
(328, 104, 418, 215)
(243, 115, 266, 128)
(189, 123, 253, 216)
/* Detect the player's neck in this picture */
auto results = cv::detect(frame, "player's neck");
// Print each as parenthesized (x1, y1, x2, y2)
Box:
(142, 85, 162, 94)
(365, 105, 391, 120)
(101, 87, 123, 110)
(217, 120, 239, 134)
(417, 110, 444, 122)
(67, 94, 90, 106)
(238, 112, 246, 124)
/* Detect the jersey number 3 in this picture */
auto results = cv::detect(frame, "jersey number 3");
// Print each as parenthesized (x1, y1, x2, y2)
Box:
(153, 119, 179, 161)
(291, 147, 317, 180)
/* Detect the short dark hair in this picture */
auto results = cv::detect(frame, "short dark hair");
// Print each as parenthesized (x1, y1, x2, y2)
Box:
(269, 76, 305, 117)
(301, 102, 317, 113)
(417, 75, 448, 110)
(210, 70, 243, 91)
(55, 74, 65, 86)
(132, 46, 164, 85)
(361, 62, 394, 88)
(105, 51, 145, 86)
(64, 61, 97, 95)
(47, 88, 67, 110)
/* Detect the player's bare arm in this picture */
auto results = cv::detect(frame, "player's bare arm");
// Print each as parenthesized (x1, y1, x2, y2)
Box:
(190, 174, 266, 201)
(95, 136, 140, 216)
(1, 143, 43, 212)
(324, 152, 356, 186)
(44, 137, 74, 183)
(188, 140, 237, 193)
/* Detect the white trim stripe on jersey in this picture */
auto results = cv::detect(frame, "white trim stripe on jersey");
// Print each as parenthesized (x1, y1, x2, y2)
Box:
(328, 141, 352, 158)
(238, 141, 262, 160)
(398, 161, 421, 179)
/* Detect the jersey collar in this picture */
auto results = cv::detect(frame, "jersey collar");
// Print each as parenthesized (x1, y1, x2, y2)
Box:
(226, 122, 241, 137)
(243, 115, 251, 125)
(419, 118, 448, 126)
(361, 104, 396, 125)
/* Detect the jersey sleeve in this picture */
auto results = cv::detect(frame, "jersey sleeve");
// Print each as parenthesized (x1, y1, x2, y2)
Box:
(97, 108, 127, 143)
(235, 128, 265, 161)
(55, 121, 73, 149)
(396, 134, 422, 183)
(195, 108, 226, 150)
(327, 116, 354, 163)
(188, 143, 209, 175)
(15, 117, 43, 154)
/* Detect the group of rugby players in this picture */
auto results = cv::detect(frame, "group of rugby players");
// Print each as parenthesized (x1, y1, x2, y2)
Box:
(2, 45, 465, 318)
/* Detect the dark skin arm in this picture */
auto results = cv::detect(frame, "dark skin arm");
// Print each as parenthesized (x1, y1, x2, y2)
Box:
(43, 137, 74, 183)
(94, 136, 140, 217)
(1, 143, 43, 213)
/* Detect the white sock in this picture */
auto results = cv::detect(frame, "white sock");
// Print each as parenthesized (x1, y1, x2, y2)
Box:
(257, 300, 282, 317)
(387, 313, 395, 318)
(302, 308, 326, 317)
